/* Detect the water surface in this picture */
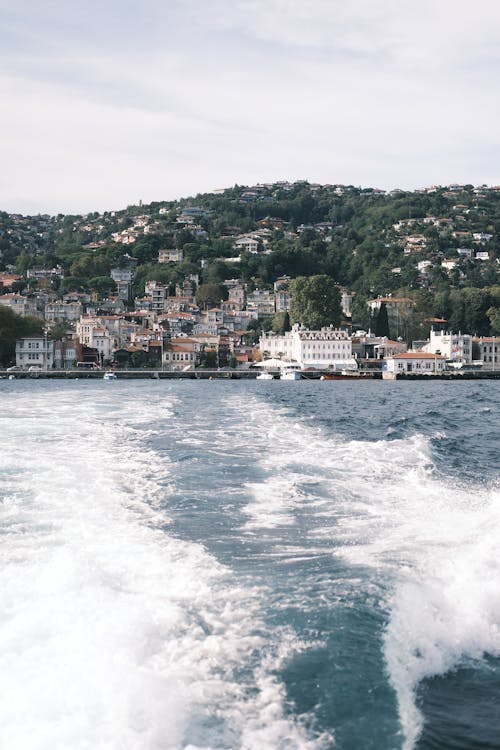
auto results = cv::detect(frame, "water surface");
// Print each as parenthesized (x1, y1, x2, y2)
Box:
(1, 380, 499, 750)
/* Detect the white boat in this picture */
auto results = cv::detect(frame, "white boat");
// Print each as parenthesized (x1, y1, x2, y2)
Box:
(255, 358, 301, 380)
(280, 369, 301, 380)
(103, 371, 117, 380)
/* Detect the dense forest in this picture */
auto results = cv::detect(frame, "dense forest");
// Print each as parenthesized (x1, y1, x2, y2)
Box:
(0, 181, 499, 336)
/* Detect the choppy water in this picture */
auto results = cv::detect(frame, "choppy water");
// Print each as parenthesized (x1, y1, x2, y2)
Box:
(1, 379, 499, 750)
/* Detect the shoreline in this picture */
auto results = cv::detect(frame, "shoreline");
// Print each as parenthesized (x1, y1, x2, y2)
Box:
(2, 369, 499, 381)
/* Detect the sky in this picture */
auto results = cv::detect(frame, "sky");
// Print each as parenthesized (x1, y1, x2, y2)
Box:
(1, 0, 500, 215)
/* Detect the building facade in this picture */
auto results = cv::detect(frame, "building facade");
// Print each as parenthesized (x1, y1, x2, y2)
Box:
(384, 351, 446, 374)
(422, 330, 473, 364)
(16, 336, 54, 369)
(44, 301, 82, 323)
(259, 324, 356, 370)
(478, 337, 500, 368)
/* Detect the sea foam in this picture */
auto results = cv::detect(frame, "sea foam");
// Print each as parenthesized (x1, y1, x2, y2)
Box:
(0, 385, 329, 750)
(231, 391, 500, 749)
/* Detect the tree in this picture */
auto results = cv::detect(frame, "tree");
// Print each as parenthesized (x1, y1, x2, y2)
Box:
(16, 251, 33, 275)
(88, 276, 114, 294)
(0, 307, 44, 365)
(48, 322, 73, 341)
(271, 311, 290, 334)
(487, 306, 500, 335)
(462, 288, 493, 335)
(201, 349, 218, 368)
(374, 302, 390, 337)
(289, 275, 342, 329)
(350, 295, 372, 331)
(195, 282, 228, 309)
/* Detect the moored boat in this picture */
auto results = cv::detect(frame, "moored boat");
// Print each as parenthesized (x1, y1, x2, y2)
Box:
(280, 368, 302, 380)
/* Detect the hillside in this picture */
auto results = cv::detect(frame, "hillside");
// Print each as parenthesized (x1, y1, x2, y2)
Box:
(1, 181, 499, 336)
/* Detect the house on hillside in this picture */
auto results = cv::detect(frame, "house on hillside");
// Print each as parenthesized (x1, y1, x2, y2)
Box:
(366, 296, 415, 337)
(159, 248, 183, 263)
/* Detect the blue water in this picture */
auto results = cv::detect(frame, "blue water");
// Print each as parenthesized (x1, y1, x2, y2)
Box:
(1, 379, 499, 750)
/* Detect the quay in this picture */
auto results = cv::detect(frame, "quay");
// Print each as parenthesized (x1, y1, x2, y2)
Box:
(0, 368, 373, 380)
(1, 368, 499, 381)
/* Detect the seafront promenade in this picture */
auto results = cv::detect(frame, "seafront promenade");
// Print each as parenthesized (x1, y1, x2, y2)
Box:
(2, 368, 500, 381)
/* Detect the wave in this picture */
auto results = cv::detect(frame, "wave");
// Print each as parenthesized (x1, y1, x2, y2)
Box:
(228, 391, 500, 749)
(0, 385, 331, 750)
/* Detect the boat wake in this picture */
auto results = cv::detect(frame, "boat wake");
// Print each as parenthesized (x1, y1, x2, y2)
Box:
(230, 392, 500, 749)
(0, 387, 331, 750)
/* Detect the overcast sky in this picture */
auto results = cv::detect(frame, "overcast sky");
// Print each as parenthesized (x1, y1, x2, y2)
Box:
(1, 0, 500, 214)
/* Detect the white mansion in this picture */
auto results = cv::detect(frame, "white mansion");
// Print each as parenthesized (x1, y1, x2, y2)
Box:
(259, 324, 357, 370)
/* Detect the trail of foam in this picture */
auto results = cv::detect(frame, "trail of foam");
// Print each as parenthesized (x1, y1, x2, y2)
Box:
(0, 387, 331, 750)
(383, 493, 500, 749)
(226, 391, 500, 749)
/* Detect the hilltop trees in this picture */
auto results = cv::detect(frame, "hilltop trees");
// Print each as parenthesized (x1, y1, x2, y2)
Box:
(0, 180, 499, 335)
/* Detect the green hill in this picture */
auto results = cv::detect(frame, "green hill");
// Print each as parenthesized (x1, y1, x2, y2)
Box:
(1, 181, 499, 336)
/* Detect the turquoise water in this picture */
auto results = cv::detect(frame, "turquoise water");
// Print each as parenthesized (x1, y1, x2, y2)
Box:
(1, 380, 499, 750)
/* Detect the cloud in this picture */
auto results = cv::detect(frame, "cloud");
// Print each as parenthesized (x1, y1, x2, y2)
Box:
(185, 0, 500, 75)
(1, 0, 500, 213)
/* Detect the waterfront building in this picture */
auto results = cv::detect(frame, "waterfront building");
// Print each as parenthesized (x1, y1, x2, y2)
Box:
(53, 339, 78, 369)
(163, 338, 201, 370)
(422, 330, 473, 364)
(478, 337, 500, 368)
(259, 324, 356, 370)
(16, 336, 54, 370)
(384, 351, 446, 374)
(351, 332, 407, 359)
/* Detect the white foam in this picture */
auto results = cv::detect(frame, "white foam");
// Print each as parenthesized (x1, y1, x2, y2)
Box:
(227, 392, 500, 748)
(0, 387, 329, 750)
(383, 490, 500, 749)
(243, 475, 309, 529)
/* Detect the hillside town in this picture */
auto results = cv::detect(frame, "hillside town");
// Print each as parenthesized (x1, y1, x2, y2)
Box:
(0, 181, 499, 375)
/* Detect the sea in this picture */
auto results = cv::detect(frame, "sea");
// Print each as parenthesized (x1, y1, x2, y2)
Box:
(1, 378, 499, 750)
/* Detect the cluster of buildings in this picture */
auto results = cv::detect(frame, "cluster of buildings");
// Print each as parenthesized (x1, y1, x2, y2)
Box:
(1, 181, 499, 374)
(2, 253, 498, 373)
(4, 273, 296, 371)
(259, 326, 499, 374)
(11, 312, 500, 374)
